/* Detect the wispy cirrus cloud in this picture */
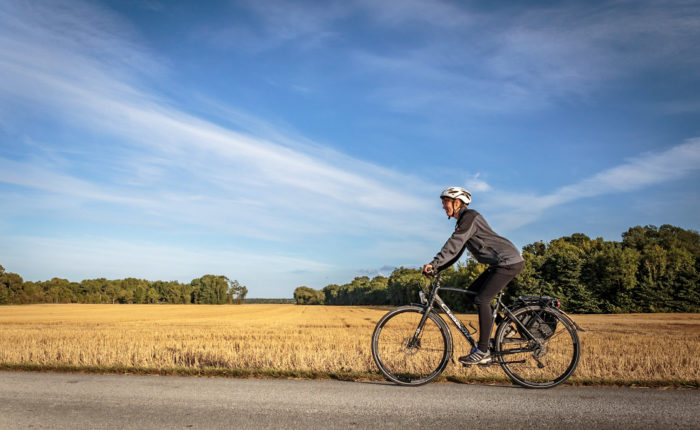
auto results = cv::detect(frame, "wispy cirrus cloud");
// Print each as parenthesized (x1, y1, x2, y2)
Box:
(1, 0, 698, 293)
(212, 0, 700, 114)
(195, 0, 348, 53)
(0, 0, 450, 292)
(0, 0, 437, 245)
(484, 138, 700, 230)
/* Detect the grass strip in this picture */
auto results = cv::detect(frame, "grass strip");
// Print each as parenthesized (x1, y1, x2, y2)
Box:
(1, 363, 697, 389)
(0, 362, 384, 382)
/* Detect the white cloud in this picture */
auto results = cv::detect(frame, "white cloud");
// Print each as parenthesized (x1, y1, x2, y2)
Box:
(548, 139, 700, 200)
(196, 0, 349, 53)
(187, 0, 700, 117)
(308, 1, 700, 113)
(464, 173, 491, 193)
(1, 0, 698, 290)
(0, 0, 442, 245)
(356, 0, 472, 28)
(486, 138, 700, 230)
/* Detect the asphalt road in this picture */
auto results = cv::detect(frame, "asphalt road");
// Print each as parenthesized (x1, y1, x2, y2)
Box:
(0, 371, 698, 429)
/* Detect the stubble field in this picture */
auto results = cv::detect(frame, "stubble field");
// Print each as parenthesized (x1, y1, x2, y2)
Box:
(0, 304, 698, 387)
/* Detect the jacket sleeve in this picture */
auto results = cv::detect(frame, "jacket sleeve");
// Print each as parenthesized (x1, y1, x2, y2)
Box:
(430, 217, 477, 271)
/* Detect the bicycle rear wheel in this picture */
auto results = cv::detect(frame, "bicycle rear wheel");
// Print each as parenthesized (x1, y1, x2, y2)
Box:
(494, 305, 580, 388)
(371, 306, 452, 386)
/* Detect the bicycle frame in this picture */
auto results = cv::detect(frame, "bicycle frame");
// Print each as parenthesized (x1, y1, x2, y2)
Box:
(409, 273, 547, 358)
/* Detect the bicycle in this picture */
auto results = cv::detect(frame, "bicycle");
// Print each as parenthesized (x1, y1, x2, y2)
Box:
(371, 272, 584, 388)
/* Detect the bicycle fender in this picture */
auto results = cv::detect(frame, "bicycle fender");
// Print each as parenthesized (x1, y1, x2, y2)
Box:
(555, 308, 586, 332)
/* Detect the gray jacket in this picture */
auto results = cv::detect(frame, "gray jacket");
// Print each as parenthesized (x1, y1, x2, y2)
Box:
(430, 208, 523, 270)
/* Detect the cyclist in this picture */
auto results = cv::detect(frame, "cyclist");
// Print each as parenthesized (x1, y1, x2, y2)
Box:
(422, 187, 524, 365)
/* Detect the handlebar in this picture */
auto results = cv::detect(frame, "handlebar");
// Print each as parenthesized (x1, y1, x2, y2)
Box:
(424, 271, 443, 285)
(423, 272, 442, 283)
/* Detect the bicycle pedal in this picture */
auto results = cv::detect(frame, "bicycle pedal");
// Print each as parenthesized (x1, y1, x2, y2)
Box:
(462, 360, 493, 368)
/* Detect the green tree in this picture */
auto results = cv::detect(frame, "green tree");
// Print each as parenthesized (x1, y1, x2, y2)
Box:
(366, 275, 389, 305)
(511, 238, 600, 313)
(104, 280, 121, 304)
(294, 286, 324, 305)
(666, 246, 699, 311)
(387, 267, 424, 306)
(582, 243, 640, 312)
(622, 225, 700, 312)
(43, 278, 76, 303)
(21, 281, 45, 303)
(581, 242, 640, 312)
(146, 287, 160, 303)
(227, 279, 248, 304)
(118, 288, 134, 304)
(547, 239, 599, 312)
(178, 282, 193, 304)
(623, 224, 700, 261)
(322, 284, 341, 304)
(0, 265, 19, 304)
(120, 278, 149, 304)
(191, 275, 230, 304)
(150, 280, 181, 303)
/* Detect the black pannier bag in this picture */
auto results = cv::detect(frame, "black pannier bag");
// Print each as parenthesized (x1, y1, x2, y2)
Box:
(513, 295, 560, 340)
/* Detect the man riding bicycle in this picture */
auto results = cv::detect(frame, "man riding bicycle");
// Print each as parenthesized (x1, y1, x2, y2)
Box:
(422, 187, 524, 365)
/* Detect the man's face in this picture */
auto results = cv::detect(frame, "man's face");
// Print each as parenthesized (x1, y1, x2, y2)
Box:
(441, 197, 455, 217)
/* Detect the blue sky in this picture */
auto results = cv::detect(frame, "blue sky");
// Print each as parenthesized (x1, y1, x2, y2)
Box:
(1, 0, 699, 297)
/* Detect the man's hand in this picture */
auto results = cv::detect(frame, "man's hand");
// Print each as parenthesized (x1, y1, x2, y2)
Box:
(422, 264, 435, 276)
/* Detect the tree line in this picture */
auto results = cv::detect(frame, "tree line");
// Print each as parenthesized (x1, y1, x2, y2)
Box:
(0, 271, 248, 305)
(294, 225, 700, 313)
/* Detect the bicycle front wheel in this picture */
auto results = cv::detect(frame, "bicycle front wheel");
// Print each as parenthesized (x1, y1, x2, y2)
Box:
(494, 305, 580, 388)
(371, 306, 452, 386)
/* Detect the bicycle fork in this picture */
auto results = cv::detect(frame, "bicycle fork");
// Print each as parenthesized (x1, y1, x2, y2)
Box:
(407, 290, 435, 348)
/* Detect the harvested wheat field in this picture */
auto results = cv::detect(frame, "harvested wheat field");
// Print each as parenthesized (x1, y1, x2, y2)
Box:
(0, 304, 698, 387)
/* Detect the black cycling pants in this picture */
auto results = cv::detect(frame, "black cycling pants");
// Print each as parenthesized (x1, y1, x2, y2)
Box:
(467, 261, 524, 352)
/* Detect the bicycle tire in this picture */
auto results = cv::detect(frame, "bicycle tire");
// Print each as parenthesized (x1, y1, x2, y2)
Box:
(371, 306, 452, 386)
(494, 305, 580, 388)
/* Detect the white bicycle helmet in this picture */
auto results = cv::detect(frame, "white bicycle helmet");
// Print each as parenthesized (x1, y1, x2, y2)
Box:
(440, 186, 471, 205)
